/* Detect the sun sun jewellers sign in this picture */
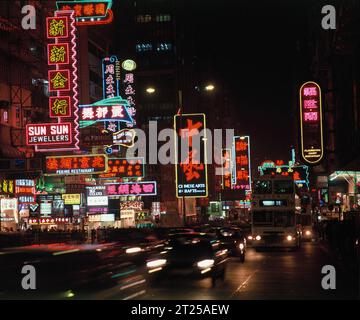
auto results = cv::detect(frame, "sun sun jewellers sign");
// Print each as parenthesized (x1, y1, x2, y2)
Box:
(26, 123, 72, 145)
(26, 10, 80, 152)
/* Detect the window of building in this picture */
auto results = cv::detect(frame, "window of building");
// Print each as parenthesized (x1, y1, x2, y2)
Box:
(156, 43, 172, 52)
(136, 14, 152, 23)
(156, 14, 171, 22)
(136, 43, 153, 52)
(2, 110, 8, 123)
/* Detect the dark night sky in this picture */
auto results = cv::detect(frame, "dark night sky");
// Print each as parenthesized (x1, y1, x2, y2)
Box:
(181, 0, 314, 165)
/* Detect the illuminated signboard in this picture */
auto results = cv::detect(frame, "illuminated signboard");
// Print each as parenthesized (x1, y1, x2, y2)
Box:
(29, 217, 70, 225)
(29, 11, 80, 153)
(15, 179, 36, 204)
(259, 165, 310, 189)
(299, 81, 324, 164)
(40, 202, 52, 217)
(86, 185, 108, 207)
(99, 157, 145, 179)
(105, 181, 157, 197)
(45, 154, 108, 175)
(120, 59, 137, 128)
(102, 55, 121, 133)
(79, 97, 133, 127)
(62, 193, 81, 205)
(0, 198, 18, 222)
(112, 128, 136, 147)
(56, 0, 113, 26)
(26, 123, 72, 146)
(232, 136, 252, 191)
(1, 179, 14, 194)
(174, 113, 208, 198)
(221, 148, 232, 190)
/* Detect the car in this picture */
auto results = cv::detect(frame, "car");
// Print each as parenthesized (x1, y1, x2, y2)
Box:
(148, 232, 229, 286)
(214, 227, 246, 262)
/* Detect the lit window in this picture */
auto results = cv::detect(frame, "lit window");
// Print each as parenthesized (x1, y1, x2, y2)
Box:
(136, 14, 152, 23)
(156, 14, 171, 22)
(136, 43, 153, 52)
(156, 43, 172, 52)
(2, 110, 8, 123)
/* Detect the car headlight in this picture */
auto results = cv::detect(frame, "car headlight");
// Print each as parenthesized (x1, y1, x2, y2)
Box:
(247, 235, 253, 240)
(239, 243, 244, 250)
(255, 235, 261, 241)
(146, 259, 167, 268)
(286, 235, 294, 241)
(305, 230, 311, 236)
(126, 247, 142, 254)
(197, 259, 214, 269)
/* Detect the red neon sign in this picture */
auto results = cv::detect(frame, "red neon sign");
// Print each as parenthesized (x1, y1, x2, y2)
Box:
(49, 96, 71, 118)
(45, 154, 108, 175)
(46, 16, 68, 38)
(47, 43, 70, 65)
(26, 123, 72, 146)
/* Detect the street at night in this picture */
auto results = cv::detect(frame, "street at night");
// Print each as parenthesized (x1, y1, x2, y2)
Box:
(1, 0, 360, 306)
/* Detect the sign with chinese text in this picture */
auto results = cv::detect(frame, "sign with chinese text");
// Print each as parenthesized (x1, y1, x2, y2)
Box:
(106, 181, 157, 197)
(99, 157, 144, 179)
(174, 113, 208, 198)
(45, 154, 108, 175)
(40, 202, 52, 217)
(49, 96, 71, 118)
(232, 136, 251, 191)
(299, 81, 324, 164)
(62, 193, 81, 205)
(259, 164, 310, 189)
(0, 198, 18, 222)
(221, 148, 232, 190)
(102, 55, 121, 133)
(79, 97, 133, 128)
(26, 123, 72, 146)
(31, 10, 80, 152)
(0, 179, 14, 194)
(118, 58, 137, 134)
(112, 128, 136, 147)
(56, 0, 113, 26)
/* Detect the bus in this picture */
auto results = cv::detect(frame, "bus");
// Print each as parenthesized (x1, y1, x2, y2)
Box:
(250, 175, 302, 250)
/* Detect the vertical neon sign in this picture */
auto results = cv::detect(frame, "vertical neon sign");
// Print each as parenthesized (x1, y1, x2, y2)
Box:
(232, 136, 252, 191)
(33, 10, 79, 152)
(299, 81, 324, 164)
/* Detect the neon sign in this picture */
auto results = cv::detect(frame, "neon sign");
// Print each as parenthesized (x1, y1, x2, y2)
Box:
(174, 113, 208, 198)
(221, 148, 232, 190)
(105, 181, 157, 197)
(99, 157, 145, 179)
(232, 136, 252, 191)
(45, 154, 108, 175)
(79, 97, 133, 127)
(121, 59, 137, 129)
(299, 81, 324, 164)
(30, 11, 80, 152)
(26, 123, 72, 145)
(102, 55, 121, 133)
(56, 1, 113, 26)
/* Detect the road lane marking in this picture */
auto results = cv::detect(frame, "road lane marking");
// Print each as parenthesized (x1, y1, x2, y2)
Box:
(229, 269, 259, 298)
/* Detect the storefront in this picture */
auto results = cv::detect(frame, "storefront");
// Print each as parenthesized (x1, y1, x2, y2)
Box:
(0, 197, 18, 231)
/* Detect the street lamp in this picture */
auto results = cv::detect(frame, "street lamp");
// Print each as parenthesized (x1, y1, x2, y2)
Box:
(205, 84, 215, 91)
(146, 87, 156, 94)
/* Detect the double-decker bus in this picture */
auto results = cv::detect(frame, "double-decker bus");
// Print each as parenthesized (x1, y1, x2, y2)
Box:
(250, 175, 302, 250)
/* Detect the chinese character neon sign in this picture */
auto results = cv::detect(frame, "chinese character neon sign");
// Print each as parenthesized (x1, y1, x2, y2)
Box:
(99, 157, 145, 179)
(105, 181, 157, 197)
(174, 113, 208, 198)
(299, 81, 324, 164)
(232, 136, 252, 191)
(27, 10, 80, 152)
(221, 148, 232, 190)
(56, 1, 113, 26)
(79, 97, 133, 127)
(45, 154, 108, 176)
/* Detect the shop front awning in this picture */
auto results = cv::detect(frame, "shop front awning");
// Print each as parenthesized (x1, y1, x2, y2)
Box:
(329, 156, 360, 182)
